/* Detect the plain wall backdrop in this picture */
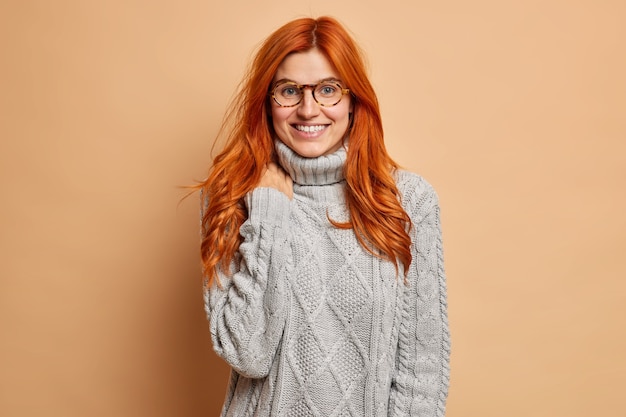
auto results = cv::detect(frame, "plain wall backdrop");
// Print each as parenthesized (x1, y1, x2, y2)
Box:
(1, 0, 625, 416)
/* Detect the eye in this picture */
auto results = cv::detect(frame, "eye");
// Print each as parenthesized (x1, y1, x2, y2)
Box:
(317, 84, 338, 97)
(280, 86, 300, 97)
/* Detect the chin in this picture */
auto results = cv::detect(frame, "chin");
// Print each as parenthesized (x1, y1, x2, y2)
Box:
(293, 145, 333, 158)
(293, 149, 323, 158)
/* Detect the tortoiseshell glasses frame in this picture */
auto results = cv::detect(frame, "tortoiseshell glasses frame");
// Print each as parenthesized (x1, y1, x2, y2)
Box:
(270, 80, 351, 107)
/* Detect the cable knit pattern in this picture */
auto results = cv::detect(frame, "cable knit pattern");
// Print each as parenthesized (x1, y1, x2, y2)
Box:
(205, 140, 450, 416)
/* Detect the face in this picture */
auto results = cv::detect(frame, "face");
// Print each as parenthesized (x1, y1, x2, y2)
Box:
(270, 48, 353, 158)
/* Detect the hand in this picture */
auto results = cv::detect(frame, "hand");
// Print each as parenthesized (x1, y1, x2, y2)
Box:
(257, 162, 293, 200)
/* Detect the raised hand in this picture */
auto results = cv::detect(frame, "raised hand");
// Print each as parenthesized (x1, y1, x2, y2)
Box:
(257, 162, 293, 200)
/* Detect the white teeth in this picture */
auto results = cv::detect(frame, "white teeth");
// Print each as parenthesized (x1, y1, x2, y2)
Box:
(295, 125, 325, 133)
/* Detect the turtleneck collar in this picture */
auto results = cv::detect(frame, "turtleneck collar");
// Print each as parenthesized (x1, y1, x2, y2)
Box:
(275, 140, 347, 186)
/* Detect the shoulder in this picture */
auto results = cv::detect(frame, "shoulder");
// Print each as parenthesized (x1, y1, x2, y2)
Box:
(393, 169, 440, 219)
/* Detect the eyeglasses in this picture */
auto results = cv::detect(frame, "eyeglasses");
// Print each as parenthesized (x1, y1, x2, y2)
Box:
(271, 80, 350, 107)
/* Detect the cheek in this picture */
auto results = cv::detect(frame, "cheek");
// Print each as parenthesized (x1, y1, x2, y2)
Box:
(336, 99, 352, 120)
(271, 107, 290, 127)
(329, 106, 351, 127)
(270, 108, 292, 142)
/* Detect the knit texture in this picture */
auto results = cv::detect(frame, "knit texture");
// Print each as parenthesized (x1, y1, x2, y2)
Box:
(205, 140, 450, 416)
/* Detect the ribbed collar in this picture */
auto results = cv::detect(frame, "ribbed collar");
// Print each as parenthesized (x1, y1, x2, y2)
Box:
(275, 140, 346, 186)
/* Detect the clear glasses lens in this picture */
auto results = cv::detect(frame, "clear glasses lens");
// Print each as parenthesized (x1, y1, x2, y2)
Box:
(273, 82, 344, 107)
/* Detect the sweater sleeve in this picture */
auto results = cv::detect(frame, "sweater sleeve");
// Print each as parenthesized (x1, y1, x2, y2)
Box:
(204, 187, 292, 379)
(389, 182, 451, 416)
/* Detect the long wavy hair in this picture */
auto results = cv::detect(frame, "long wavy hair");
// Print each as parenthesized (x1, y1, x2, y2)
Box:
(200, 16, 412, 286)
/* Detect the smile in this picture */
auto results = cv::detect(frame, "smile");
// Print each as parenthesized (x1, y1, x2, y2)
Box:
(294, 124, 327, 133)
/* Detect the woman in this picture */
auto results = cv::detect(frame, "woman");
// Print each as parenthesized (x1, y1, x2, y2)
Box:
(200, 16, 450, 416)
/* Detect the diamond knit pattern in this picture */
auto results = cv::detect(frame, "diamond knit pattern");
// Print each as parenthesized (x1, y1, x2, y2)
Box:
(282, 200, 373, 416)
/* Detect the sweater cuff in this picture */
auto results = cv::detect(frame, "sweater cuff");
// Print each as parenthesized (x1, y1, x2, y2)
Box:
(244, 187, 291, 229)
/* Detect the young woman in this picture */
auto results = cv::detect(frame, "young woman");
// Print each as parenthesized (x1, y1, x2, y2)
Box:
(200, 16, 450, 417)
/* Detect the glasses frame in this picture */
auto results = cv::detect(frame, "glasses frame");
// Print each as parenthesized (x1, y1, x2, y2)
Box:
(270, 80, 351, 108)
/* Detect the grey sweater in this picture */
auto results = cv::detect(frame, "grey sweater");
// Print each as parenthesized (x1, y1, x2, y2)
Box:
(206, 140, 450, 416)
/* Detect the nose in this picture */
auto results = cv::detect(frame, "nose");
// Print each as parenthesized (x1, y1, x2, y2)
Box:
(296, 88, 320, 119)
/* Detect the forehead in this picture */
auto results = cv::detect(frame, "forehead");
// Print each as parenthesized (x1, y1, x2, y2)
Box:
(273, 49, 340, 83)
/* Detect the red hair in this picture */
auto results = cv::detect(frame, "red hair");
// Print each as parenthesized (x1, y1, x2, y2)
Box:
(200, 16, 412, 286)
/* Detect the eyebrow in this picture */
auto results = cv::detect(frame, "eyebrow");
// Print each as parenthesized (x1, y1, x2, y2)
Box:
(272, 77, 344, 86)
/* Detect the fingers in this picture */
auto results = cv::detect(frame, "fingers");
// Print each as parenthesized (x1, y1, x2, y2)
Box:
(258, 162, 293, 200)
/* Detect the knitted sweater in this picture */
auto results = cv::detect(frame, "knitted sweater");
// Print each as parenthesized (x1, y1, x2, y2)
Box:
(205, 140, 450, 416)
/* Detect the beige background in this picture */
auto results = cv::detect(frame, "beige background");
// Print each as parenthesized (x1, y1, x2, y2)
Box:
(1, 0, 625, 416)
